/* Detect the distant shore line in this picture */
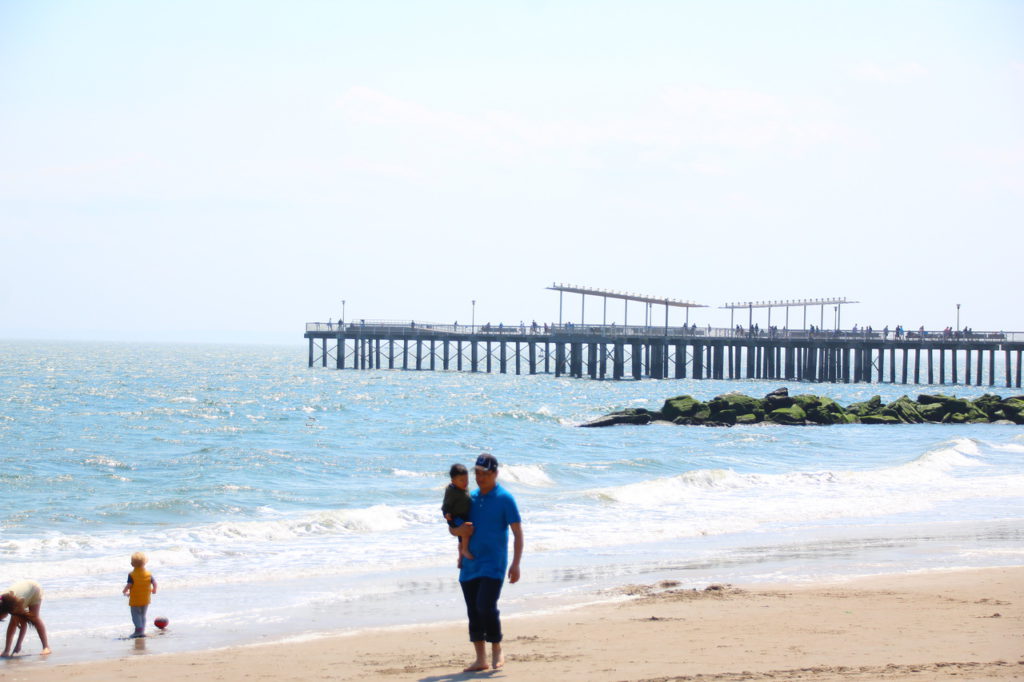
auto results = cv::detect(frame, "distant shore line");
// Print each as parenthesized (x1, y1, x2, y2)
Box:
(581, 387, 1024, 427)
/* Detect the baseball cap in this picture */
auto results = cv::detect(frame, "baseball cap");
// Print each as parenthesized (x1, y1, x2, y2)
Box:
(474, 453, 499, 472)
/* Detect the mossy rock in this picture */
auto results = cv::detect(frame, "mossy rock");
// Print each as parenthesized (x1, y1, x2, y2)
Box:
(847, 395, 883, 417)
(580, 410, 654, 427)
(1003, 397, 1024, 411)
(791, 394, 822, 412)
(920, 395, 976, 421)
(804, 396, 851, 424)
(918, 402, 949, 422)
(999, 397, 1024, 424)
(859, 413, 902, 424)
(714, 409, 738, 425)
(735, 413, 761, 425)
(917, 393, 955, 405)
(709, 393, 765, 420)
(766, 404, 807, 425)
(882, 396, 926, 424)
(972, 394, 1004, 419)
(764, 388, 794, 410)
(660, 395, 706, 421)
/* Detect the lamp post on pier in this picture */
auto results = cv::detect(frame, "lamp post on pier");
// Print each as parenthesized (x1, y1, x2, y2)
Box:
(956, 303, 961, 331)
(471, 300, 476, 333)
(341, 300, 346, 324)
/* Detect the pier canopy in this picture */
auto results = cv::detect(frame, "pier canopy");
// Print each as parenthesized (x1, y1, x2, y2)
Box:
(720, 297, 859, 330)
(548, 283, 707, 309)
(547, 283, 708, 327)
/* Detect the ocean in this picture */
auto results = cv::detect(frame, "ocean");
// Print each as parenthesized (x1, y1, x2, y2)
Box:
(1, 340, 1022, 664)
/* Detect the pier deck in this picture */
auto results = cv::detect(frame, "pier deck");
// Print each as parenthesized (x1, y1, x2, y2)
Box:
(304, 322, 1024, 388)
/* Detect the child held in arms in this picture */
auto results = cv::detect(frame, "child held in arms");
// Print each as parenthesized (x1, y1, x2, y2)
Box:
(442, 463, 474, 562)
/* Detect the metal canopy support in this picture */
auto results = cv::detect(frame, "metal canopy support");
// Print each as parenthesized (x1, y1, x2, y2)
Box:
(721, 298, 859, 331)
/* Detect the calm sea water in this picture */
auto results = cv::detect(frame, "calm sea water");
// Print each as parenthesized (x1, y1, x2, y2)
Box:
(1, 340, 1022, 664)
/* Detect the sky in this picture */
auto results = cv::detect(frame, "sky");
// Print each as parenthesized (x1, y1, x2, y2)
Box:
(2, 0, 1022, 344)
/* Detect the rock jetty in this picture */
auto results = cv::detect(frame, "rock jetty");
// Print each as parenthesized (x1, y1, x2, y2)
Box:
(580, 388, 1024, 427)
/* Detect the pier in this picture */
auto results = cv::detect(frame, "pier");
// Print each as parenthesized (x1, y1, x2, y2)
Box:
(305, 322, 1024, 388)
(306, 284, 1022, 388)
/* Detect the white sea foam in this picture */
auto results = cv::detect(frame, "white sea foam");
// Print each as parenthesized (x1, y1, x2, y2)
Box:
(500, 464, 555, 487)
(988, 442, 1024, 452)
(392, 468, 434, 478)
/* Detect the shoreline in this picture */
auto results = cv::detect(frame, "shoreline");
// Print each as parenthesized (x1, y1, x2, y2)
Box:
(6, 566, 1021, 681)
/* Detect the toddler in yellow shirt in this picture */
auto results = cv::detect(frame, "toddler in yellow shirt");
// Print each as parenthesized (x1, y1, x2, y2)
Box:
(122, 552, 158, 638)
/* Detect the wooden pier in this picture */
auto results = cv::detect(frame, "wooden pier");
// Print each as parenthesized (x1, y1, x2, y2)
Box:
(305, 322, 1024, 388)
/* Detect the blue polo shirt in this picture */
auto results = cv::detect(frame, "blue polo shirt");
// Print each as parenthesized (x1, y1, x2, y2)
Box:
(459, 483, 521, 582)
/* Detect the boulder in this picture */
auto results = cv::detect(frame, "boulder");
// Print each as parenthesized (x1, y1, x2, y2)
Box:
(735, 413, 761, 425)
(918, 402, 949, 422)
(714, 409, 739, 425)
(764, 387, 794, 410)
(846, 395, 883, 417)
(660, 395, 707, 421)
(766, 404, 807, 425)
(859, 413, 902, 425)
(917, 393, 954, 405)
(580, 408, 654, 428)
(971, 394, 1004, 419)
(794, 394, 853, 424)
(708, 393, 765, 422)
(915, 394, 974, 422)
(1000, 397, 1024, 424)
(881, 396, 927, 424)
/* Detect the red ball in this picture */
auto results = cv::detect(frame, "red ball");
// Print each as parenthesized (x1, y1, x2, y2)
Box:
(154, 617, 169, 629)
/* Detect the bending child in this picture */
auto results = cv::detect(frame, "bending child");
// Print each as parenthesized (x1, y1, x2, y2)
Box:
(0, 580, 51, 657)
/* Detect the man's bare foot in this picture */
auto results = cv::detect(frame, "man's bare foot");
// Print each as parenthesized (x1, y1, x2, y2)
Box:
(40, 648, 51, 656)
(491, 643, 504, 669)
(463, 660, 489, 672)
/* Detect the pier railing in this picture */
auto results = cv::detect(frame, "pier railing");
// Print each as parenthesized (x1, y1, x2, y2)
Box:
(305, 321, 1021, 343)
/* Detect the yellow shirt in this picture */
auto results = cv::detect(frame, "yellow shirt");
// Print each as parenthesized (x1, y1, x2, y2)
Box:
(127, 568, 153, 607)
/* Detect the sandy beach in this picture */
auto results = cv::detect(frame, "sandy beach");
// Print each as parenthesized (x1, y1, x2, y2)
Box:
(3, 566, 1021, 682)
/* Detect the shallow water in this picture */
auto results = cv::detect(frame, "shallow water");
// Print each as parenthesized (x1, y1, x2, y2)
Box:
(1, 340, 1021, 663)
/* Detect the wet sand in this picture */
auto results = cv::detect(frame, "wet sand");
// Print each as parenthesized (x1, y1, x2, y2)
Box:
(4, 566, 1021, 681)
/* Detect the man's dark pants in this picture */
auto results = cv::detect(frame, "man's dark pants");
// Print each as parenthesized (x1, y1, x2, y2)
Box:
(460, 577, 505, 643)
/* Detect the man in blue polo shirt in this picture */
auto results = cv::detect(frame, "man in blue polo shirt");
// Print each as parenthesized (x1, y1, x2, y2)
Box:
(453, 453, 523, 672)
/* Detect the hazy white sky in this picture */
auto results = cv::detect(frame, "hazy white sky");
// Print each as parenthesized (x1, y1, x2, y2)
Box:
(2, 0, 1022, 344)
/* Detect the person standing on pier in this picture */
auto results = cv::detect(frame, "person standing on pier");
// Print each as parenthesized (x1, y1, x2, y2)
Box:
(450, 453, 523, 672)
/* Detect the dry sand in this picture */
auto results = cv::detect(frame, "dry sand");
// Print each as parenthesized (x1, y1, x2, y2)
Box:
(3, 567, 1021, 682)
